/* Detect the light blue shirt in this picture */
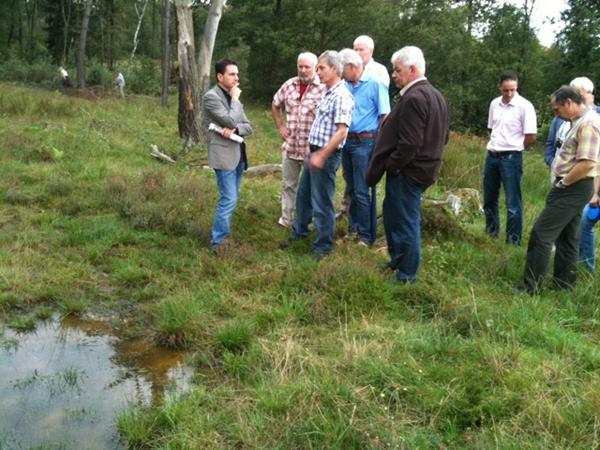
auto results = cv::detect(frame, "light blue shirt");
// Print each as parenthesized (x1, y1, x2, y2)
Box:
(345, 71, 390, 133)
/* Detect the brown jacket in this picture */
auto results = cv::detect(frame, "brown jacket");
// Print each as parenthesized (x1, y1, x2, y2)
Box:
(366, 80, 449, 188)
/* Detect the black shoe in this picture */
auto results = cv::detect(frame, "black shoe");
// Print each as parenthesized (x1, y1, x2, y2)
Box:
(279, 238, 298, 250)
(279, 236, 304, 250)
(512, 285, 534, 295)
(311, 252, 330, 261)
(378, 261, 395, 271)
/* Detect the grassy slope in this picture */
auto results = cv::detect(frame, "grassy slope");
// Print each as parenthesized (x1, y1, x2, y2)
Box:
(2, 84, 600, 449)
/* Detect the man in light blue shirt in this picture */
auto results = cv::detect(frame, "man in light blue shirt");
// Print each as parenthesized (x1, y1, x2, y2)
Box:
(339, 48, 390, 245)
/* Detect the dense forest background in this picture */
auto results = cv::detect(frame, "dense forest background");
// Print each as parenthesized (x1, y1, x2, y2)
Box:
(0, 0, 598, 133)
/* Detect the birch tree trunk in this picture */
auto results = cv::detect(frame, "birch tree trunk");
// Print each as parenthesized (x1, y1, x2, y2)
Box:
(76, 0, 93, 88)
(197, 0, 225, 94)
(130, 0, 149, 60)
(161, 0, 171, 108)
(60, 0, 72, 65)
(174, 0, 203, 146)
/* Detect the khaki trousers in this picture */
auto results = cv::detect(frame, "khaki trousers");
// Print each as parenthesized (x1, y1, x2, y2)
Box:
(280, 155, 304, 227)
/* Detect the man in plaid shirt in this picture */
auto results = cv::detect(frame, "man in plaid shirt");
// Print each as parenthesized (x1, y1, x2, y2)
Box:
(281, 50, 354, 259)
(521, 85, 600, 294)
(272, 52, 326, 228)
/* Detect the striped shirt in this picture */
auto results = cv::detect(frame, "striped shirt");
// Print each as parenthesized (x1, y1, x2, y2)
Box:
(552, 107, 600, 178)
(272, 75, 326, 160)
(308, 80, 354, 149)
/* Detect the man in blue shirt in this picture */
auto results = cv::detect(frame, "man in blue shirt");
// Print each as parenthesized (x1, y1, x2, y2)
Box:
(338, 48, 390, 245)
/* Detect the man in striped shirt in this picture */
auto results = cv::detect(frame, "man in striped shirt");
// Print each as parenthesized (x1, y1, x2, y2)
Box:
(281, 50, 354, 259)
(522, 86, 600, 294)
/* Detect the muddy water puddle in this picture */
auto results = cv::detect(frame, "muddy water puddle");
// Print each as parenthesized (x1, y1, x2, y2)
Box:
(0, 315, 193, 449)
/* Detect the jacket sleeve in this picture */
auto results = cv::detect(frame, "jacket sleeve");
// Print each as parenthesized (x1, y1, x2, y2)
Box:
(235, 105, 253, 137)
(203, 91, 252, 135)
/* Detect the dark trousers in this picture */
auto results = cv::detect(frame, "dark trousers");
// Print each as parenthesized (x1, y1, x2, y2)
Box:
(524, 178, 593, 293)
(383, 174, 424, 282)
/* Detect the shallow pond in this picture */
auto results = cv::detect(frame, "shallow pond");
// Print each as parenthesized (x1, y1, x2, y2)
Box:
(0, 315, 192, 449)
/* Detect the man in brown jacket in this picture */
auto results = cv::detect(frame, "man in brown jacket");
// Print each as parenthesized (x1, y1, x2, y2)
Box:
(366, 46, 449, 283)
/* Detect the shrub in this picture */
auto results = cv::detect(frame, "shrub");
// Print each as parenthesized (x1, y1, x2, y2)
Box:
(216, 320, 253, 353)
(153, 294, 204, 349)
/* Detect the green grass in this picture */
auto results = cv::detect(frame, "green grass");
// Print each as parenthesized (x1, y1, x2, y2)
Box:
(2, 83, 600, 448)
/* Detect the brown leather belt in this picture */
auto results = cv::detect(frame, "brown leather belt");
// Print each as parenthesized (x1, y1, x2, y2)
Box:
(347, 132, 377, 139)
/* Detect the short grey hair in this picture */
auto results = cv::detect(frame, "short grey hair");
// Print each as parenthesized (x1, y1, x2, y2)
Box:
(391, 46, 426, 74)
(353, 35, 375, 50)
(570, 76, 594, 94)
(338, 48, 363, 68)
(297, 52, 318, 67)
(318, 50, 342, 77)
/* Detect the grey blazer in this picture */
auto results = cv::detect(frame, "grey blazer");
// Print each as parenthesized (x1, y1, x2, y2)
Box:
(202, 85, 253, 170)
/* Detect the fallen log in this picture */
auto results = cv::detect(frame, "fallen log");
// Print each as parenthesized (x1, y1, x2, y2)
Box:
(244, 164, 282, 177)
(150, 144, 176, 164)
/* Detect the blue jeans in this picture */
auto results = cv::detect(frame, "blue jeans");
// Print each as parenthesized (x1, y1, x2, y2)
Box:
(483, 151, 523, 245)
(579, 203, 596, 272)
(342, 137, 377, 243)
(383, 174, 424, 282)
(211, 159, 244, 245)
(292, 151, 341, 255)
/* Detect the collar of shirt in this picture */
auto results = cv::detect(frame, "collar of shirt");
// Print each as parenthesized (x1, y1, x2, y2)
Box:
(572, 106, 597, 126)
(359, 70, 373, 83)
(325, 80, 345, 96)
(499, 92, 522, 107)
(345, 70, 372, 90)
(217, 85, 232, 105)
(400, 76, 427, 96)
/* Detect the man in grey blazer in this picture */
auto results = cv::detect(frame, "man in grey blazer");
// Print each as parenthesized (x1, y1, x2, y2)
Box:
(202, 58, 253, 255)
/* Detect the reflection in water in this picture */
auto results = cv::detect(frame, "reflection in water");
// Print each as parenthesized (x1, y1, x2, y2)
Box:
(0, 315, 192, 450)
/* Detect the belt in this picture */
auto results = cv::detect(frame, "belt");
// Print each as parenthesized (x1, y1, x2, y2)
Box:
(309, 144, 340, 153)
(347, 131, 377, 139)
(488, 150, 521, 157)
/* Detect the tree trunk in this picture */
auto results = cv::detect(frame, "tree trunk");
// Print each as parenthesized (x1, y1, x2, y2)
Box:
(7, 0, 18, 48)
(61, 0, 72, 66)
(161, 0, 171, 108)
(175, 0, 203, 146)
(130, 0, 149, 60)
(107, 0, 114, 69)
(197, 0, 225, 94)
(76, 0, 93, 88)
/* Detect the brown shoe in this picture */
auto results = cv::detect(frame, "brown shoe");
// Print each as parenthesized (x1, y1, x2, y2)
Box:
(211, 238, 230, 256)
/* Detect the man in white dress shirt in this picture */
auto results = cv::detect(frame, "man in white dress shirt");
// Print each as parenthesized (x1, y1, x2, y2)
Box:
(353, 35, 390, 88)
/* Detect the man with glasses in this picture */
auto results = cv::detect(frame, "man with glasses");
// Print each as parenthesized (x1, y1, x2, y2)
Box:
(521, 86, 600, 293)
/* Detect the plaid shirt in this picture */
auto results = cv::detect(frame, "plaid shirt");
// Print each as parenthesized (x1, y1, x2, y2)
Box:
(552, 108, 600, 178)
(308, 80, 354, 149)
(273, 75, 326, 160)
